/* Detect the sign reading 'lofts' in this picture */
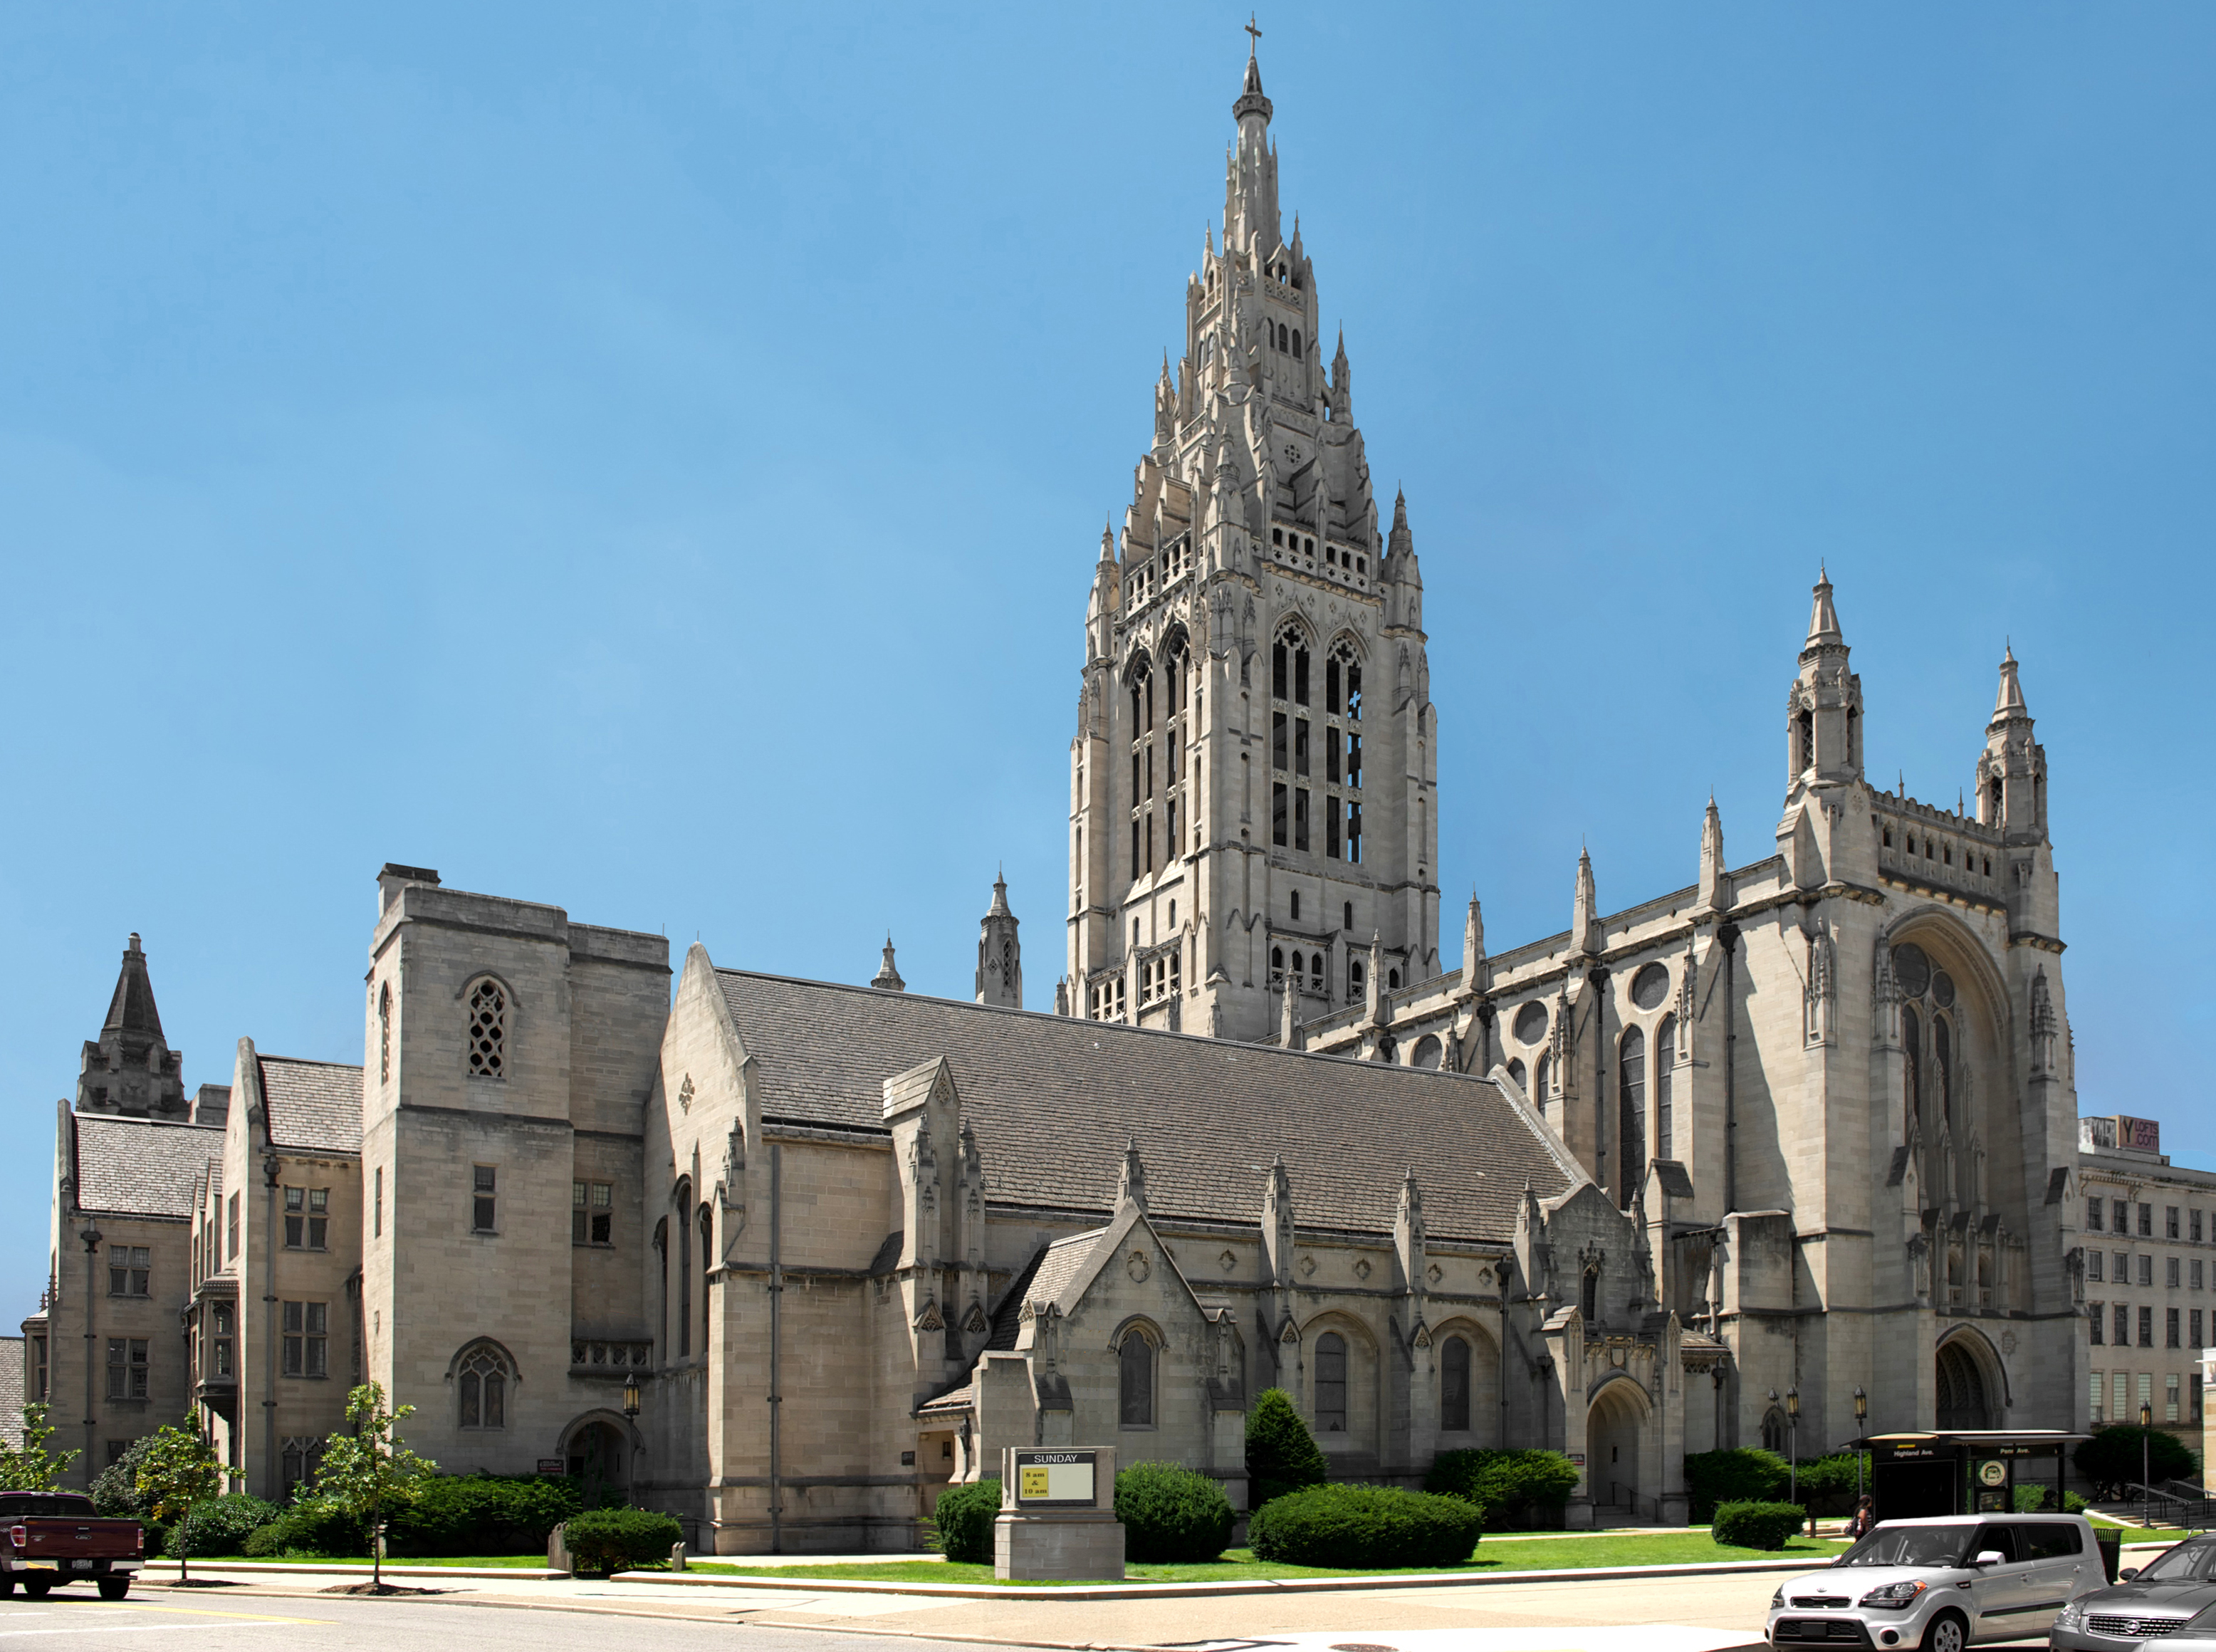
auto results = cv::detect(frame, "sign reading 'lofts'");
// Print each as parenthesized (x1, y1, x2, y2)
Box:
(1013, 1450, 1097, 1507)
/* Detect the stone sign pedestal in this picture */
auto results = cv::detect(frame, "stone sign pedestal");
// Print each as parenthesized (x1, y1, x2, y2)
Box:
(993, 1446, 1123, 1581)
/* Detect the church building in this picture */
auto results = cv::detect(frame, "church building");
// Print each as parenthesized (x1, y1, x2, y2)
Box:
(21, 41, 2093, 1549)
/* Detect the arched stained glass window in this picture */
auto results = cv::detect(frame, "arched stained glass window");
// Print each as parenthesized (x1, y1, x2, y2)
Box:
(1441, 1335, 1470, 1432)
(1655, 1015, 1677, 1161)
(1618, 1026, 1646, 1205)
(458, 1344, 509, 1430)
(1315, 1332, 1347, 1432)
(1119, 1330, 1154, 1427)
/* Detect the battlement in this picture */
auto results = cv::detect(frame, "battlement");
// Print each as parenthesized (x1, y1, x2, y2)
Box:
(1873, 792, 2005, 903)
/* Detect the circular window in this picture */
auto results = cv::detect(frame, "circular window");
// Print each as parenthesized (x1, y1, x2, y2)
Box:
(1892, 942, 1931, 999)
(1932, 971, 1955, 1009)
(1630, 963, 1670, 1011)
(1513, 1002, 1549, 1045)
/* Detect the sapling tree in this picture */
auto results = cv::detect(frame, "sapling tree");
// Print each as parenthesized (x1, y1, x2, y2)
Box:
(313, 1384, 437, 1591)
(134, 1416, 226, 1582)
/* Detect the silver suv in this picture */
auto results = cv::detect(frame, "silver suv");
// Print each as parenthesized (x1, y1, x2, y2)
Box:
(1766, 1513, 2102, 1652)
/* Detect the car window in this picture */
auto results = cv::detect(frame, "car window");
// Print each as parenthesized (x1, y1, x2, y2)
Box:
(0, 1495, 95, 1517)
(1972, 1525, 2019, 1565)
(2138, 1542, 2216, 1582)
(1837, 1525, 1978, 1568)
(2017, 1523, 2084, 1559)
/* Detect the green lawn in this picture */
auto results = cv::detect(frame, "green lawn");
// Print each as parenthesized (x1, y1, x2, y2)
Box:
(169, 1554, 553, 1569)
(686, 1532, 1849, 1585)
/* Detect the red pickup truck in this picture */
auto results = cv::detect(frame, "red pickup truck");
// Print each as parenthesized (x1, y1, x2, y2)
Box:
(0, 1493, 145, 1599)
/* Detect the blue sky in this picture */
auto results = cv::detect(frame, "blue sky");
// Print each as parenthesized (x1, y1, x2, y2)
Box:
(3, 4, 2212, 1317)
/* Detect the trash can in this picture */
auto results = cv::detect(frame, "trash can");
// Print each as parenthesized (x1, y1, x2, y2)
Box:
(2097, 1527, 2121, 1583)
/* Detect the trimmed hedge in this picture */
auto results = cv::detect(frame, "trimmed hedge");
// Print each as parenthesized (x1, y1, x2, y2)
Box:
(1246, 1483, 1483, 1569)
(1246, 1389, 1329, 1507)
(563, 1507, 683, 1574)
(1114, 1463, 1234, 1563)
(171, 1493, 280, 1558)
(1683, 1448, 1789, 1522)
(929, 1478, 1002, 1565)
(241, 1474, 596, 1558)
(1713, 1500, 1808, 1551)
(244, 1495, 362, 1557)
(1423, 1449, 1580, 1531)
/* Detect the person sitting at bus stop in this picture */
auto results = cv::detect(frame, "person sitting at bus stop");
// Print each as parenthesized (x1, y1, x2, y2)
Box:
(1849, 1496, 1877, 1539)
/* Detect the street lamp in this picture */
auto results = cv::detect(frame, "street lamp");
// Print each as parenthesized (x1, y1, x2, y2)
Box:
(2141, 1399, 2154, 1530)
(1854, 1386, 1869, 1512)
(622, 1379, 642, 1508)
(1786, 1386, 1802, 1510)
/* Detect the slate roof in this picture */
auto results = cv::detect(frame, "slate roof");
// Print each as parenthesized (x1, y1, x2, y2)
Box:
(1028, 1228, 1107, 1307)
(260, 1056, 362, 1154)
(73, 1114, 224, 1219)
(716, 971, 1576, 1243)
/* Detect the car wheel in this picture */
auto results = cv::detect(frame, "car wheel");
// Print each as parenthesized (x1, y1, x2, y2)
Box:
(1921, 1609, 1967, 1652)
(20, 1580, 51, 1600)
(96, 1578, 129, 1601)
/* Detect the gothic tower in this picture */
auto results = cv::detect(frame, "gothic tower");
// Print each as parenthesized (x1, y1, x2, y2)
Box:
(1066, 39, 1441, 1041)
(77, 933, 189, 1118)
(975, 872, 1022, 1009)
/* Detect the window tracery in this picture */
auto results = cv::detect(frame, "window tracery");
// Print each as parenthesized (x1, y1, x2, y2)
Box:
(466, 979, 506, 1079)
(457, 1343, 510, 1429)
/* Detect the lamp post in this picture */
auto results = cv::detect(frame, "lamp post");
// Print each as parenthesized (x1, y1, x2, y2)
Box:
(2141, 1399, 2154, 1530)
(1854, 1386, 1869, 1512)
(1786, 1386, 1801, 1504)
(622, 1378, 642, 1509)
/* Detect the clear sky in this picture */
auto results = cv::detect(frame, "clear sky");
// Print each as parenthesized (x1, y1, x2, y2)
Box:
(3, 4, 2212, 1319)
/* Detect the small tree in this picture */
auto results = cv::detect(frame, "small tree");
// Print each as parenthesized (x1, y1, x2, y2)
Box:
(134, 1416, 226, 1582)
(313, 1384, 437, 1590)
(1245, 1387, 1329, 1507)
(0, 1403, 82, 1492)
(2076, 1426, 2195, 1500)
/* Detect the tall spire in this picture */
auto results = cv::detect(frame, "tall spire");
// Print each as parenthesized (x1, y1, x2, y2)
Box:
(79, 932, 188, 1119)
(1992, 643, 2028, 717)
(1806, 564, 1844, 648)
(976, 874, 1021, 1009)
(1699, 796, 1730, 914)
(871, 935, 906, 993)
(1460, 894, 1486, 995)
(1574, 846, 1601, 955)
(1235, 16, 1272, 125)
(103, 932, 163, 1037)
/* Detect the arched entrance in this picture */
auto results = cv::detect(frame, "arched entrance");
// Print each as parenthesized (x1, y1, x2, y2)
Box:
(1587, 1379, 1647, 1518)
(1936, 1334, 1997, 1429)
(563, 1417, 629, 1486)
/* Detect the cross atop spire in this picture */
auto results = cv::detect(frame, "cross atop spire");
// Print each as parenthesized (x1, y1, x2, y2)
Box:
(1234, 21, 1272, 123)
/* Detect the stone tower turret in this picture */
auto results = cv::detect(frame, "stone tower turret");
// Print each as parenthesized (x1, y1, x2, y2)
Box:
(871, 936, 906, 993)
(1786, 567, 1865, 800)
(78, 933, 188, 1118)
(1065, 35, 1441, 1040)
(975, 872, 1022, 1009)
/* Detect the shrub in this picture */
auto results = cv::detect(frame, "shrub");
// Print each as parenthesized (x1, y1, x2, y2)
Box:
(2076, 1427, 2197, 1500)
(1246, 1483, 1483, 1569)
(2014, 1483, 2086, 1514)
(90, 1438, 160, 1519)
(1424, 1449, 1581, 1531)
(1246, 1389, 1329, 1507)
(387, 1475, 586, 1557)
(1683, 1448, 1789, 1522)
(1114, 1462, 1235, 1563)
(241, 1495, 365, 1558)
(927, 1478, 1001, 1565)
(1713, 1500, 1809, 1551)
(562, 1507, 683, 1574)
(170, 1493, 280, 1558)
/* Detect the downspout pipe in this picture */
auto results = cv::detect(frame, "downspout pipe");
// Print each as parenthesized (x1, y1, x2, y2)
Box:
(768, 1143, 783, 1554)
(262, 1151, 280, 1502)
(80, 1221, 101, 1488)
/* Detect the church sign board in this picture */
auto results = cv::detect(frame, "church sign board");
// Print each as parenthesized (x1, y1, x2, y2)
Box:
(1013, 1450, 1098, 1508)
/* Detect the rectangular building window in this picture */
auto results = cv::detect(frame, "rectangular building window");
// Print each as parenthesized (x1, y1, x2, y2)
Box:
(2194, 1309, 2205, 1348)
(472, 1166, 497, 1233)
(573, 1181, 615, 1245)
(2091, 1370, 2104, 1423)
(107, 1247, 150, 1297)
(2197, 1260, 2206, 1290)
(1345, 800, 1362, 864)
(2089, 1252, 2104, 1282)
(2141, 1305, 2155, 1347)
(2168, 1372, 2182, 1423)
(281, 1302, 327, 1378)
(1293, 718, 1310, 778)
(1326, 795, 1342, 859)
(2090, 1303, 2104, 1344)
(2168, 1307, 2182, 1348)
(1293, 788, 1309, 852)
(1272, 712, 1287, 771)
(226, 1192, 240, 1262)
(374, 1168, 382, 1239)
(2116, 1199, 2131, 1234)
(2197, 1373, 2207, 1423)
(2114, 1371, 2129, 1421)
(2140, 1371, 2154, 1415)
(212, 1303, 234, 1379)
(1327, 726, 1341, 784)
(283, 1187, 330, 1250)
(1271, 782, 1287, 847)
(105, 1338, 147, 1401)
(2116, 1250, 2129, 1280)
(1345, 731, 1361, 788)
(2142, 1203, 2155, 1237)
(2141, 1255, 2155, 1287)
(31, 1336, 46, 1402)
(2170, 1257, 2183, 1289)
(2116, 1303, 2131, 1345)
(2197, 1211, 2207, 1244)
(2170, 1206, 2183, 1239)
(2088, 1198, 2105, 1232)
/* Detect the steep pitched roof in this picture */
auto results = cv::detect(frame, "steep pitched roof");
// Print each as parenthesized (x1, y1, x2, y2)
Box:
(102, 935, 164, 1037)
(73, 1114, 224, 1219)
(258, 1057, 362, 1155)
(715, 970, 1574, 1243)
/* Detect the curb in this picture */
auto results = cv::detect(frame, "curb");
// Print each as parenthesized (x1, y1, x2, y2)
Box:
(610, 1554, 1856, 1601)
(140, 1562, 564, 1580)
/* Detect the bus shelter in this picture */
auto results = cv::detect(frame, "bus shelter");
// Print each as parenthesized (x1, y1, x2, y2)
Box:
(1852, 1431, 2086, 1522)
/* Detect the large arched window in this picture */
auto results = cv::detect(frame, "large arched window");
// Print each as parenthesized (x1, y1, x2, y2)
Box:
(1901, 1003, 1923, 1130)
(1441, 1335, 1471, 1432)
(1119, 1328, 1156, 1427)
(1507, 1057, 1527, 1094)
(699, 1204, 714, 1354)
(1314, 1332, 1347, 1432)
(1534, 1052, 1550, 1119)
(1761, 1408, 1788, 1453)
(377, 983, 392, 1084)
(1934, 1015, 1953, 1130)
(1580, 1269, 1599, 1323)
(652, 1217, 669, 1356)
(1272, 623, 1310, 706)
(1655, 1015, 1676, 1161)
(457, 1343, 511, 1429)
(674, 1179, 693, 1358)
(466, 978, 506, 1079)
(1617, 1026, 1645, 1207)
